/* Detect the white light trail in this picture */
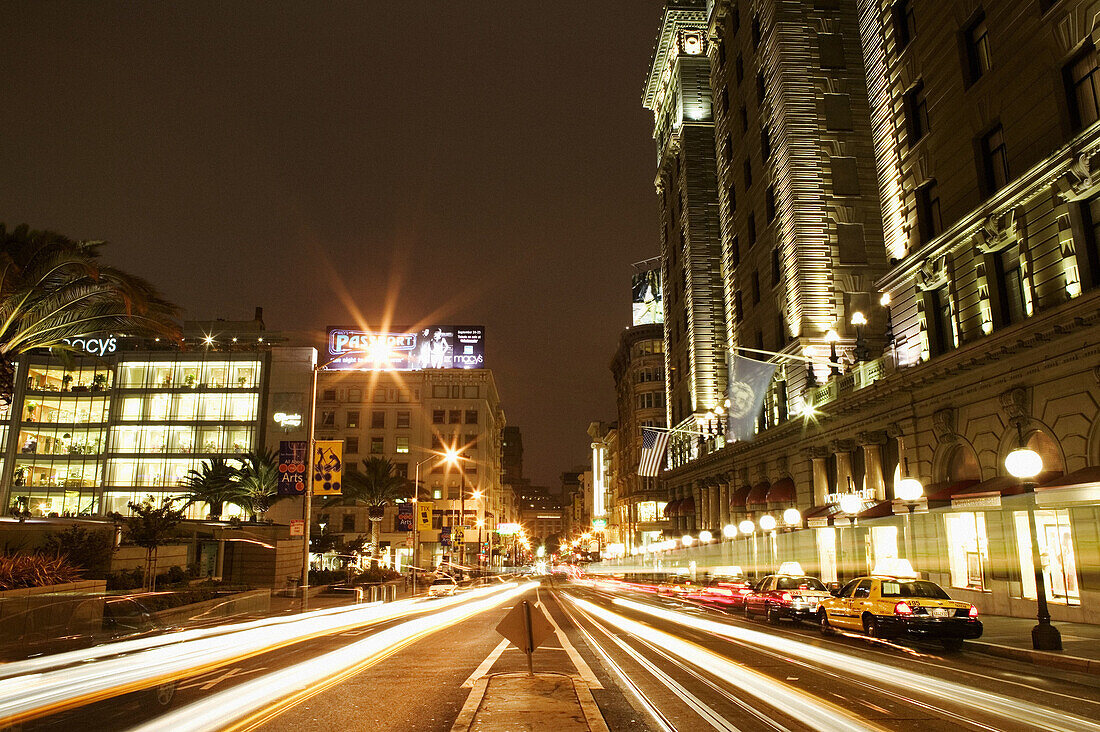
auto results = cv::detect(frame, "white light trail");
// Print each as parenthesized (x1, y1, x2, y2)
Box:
(612, 597, 1100, 732)
(130, 583, 531, 732)
(0, 583, 528, 726)
(565, 596, 880, 732)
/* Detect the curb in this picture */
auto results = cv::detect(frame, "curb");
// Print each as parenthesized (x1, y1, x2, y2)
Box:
(450, 673, 609, 732)
(967, 641, 1100, 675)
(450, 676, 489, 732)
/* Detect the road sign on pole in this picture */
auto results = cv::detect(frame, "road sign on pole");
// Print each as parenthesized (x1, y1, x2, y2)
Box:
(495, 600, 554, 676)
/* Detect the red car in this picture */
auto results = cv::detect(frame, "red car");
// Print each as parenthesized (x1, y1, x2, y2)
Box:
(744, 573, 831, 623)
(690, 576, 754, 609)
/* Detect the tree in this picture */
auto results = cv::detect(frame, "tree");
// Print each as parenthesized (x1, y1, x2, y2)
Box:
(0, 224, 179, 403)
(177, 458, 239, 519)
(41, 526, 114, 577)
(233, 448, 284, 519)
(109, 496, 184, 591)
(330, 457, 411, 570)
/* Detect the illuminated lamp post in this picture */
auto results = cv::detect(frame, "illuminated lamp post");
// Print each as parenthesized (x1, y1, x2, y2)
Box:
(412, 448, 463, 592)
(759, 514, 777, 571)
(1005, 434, 1061, 651)
(894, 474, 924, 563)
(782, 507, 802, 529)
(739, 519, 757, 581)
(851, 311, 869, 362)
(837, 493, 864, 582)
(826, 329, 841, 377)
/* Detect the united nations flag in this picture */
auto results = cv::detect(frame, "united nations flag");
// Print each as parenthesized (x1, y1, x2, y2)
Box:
(727, 355, 778, 443)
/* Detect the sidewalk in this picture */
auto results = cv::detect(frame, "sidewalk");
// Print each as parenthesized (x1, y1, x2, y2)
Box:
(450, 673, 609, 732)
(968, 614, 1100, 674)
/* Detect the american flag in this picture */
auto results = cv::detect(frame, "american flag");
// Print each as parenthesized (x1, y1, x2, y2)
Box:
(639, 427, 670, 477)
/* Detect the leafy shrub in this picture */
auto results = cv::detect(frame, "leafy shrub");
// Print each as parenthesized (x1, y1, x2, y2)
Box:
(0, 554, 83, 590)
(307, 569, 349, 585)
(355, 566, 401, 584)
(105, 567, 145, 591)
(134, 588, 220, 614)
(41, 527, 114, 577)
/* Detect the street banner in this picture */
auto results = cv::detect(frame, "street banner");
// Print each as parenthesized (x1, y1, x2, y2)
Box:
(397, 502, 414, 531)
(453, 526, 465, 544)
(312, 440, 343, 495)
(278, 441, 308, 495)
(727, 354, 779, 443)
(440, 526, 451, 547)
(417, 501, 434, 531)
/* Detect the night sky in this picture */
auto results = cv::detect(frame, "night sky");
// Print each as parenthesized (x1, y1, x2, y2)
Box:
(0, 2, 667, 487)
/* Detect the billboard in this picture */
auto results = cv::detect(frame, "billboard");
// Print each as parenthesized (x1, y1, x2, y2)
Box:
(631, 269, 663, 326)
(325, 325, 485, 371)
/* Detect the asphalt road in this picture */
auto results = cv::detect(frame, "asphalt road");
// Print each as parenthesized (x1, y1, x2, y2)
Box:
(15, 579, 1100, 731)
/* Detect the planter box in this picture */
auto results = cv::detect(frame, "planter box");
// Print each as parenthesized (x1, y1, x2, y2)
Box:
(152, 588, 271, 627)
(0, 580, 108, 621)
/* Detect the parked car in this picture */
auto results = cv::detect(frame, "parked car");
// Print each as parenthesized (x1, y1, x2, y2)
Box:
(819, 571, 982, 650)
(428, 577, 458, 597)
(744, 571, 831, 623)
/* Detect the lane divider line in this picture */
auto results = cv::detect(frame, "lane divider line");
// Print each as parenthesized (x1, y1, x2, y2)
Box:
(537, 585, 603, 688)
(462, 639, 510, 688)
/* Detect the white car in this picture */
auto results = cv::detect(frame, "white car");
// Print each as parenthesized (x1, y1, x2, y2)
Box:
(428, 578, 457, 597)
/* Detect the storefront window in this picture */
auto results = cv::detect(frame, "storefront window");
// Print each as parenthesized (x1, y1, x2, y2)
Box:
(870, 525, 898, 572)
(1014, 509, 1080, 605)
(637, 501, 659, 523)
(816, 527, 837, 583)
(945, 512, 989, 590)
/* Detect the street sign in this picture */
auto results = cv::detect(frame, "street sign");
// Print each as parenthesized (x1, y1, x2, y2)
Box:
(592, 518, 607, 530)
(289, 520, 304, 537)
(495, 600, 555, 675)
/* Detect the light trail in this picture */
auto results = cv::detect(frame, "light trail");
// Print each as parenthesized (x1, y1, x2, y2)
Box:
(611, 596, 1100, 732)
(0, 582, 529, 726)
(129, 582, 531, 732)
(564, 595, 884, 732)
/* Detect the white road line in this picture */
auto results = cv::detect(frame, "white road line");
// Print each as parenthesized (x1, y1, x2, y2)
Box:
(537, 586, 602, 688)
(462, 639, 509, 688)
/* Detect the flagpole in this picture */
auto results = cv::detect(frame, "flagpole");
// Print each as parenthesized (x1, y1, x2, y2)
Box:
(732, 346, 816, 363)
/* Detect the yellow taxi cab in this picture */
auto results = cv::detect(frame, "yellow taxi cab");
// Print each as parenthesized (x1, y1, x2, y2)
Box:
(818, 559, 982, 650)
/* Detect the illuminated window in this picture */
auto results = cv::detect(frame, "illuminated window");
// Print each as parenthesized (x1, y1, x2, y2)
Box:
(945, 512, 988, 590)
(396, 436, 409, 454)
(1015, 509, 1079, 604)
(396, 411, 410, 428)
(346, 410, 360, 429)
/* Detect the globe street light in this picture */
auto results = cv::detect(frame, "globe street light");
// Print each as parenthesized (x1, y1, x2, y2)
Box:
(783, 507, 802, 527)
(826, 329, 841, 376)
(698, 530, 713, 543)
(682, 534, 695, 547)
(739, 519, 758, 580)
(894, 476, 924, 562)
(722, 524, 738, 538)
(1005, 435, 1060, 651)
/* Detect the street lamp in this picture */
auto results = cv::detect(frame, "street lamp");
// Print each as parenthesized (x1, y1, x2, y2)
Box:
(682, 534, 695, 547)
(1005, 434, 1061, 651)
(851, 311, 869, 362)
(739, 519, 757, 580)
(698, 530, 713, 543)
(759, 515, 777, 570)
(836, 493, 863, 582)
(412, 447, 463, 592)
(783, 507, 801, 527)
(895, 474, 924, 562)
(826, 329, 841, 376)
(722, 523, 738, 538)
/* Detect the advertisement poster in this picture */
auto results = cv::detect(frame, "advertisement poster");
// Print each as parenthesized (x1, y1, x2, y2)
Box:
(397, 502, 414, 531)
(312, 440, 343, 495)
(631, 268, 663, 326)
(324, 325, 485, 371)
(417, 501, 434, 531)
(278, 440, 307, 495)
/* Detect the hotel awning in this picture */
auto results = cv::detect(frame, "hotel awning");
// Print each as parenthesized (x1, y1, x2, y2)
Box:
(730, 485, 753, 511)
(746, 481, 770, 509)
(766, 477, 796, 504)
(1036, 466, 1100, 507)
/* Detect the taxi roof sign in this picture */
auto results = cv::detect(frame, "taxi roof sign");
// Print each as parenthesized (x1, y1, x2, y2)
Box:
(777, 561, 805, 576)
(871, 558, 918, 579)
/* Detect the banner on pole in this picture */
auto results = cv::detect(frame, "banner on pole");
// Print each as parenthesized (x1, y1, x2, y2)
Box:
(312, 440, 343, 495)
(397, 502, 414, 531)
(417, 501, 434, 531)
(278, 441, 308, 495)
(726, 354, 778, 443)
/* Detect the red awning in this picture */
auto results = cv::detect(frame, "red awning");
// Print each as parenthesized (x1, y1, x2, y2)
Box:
(663, 499, 680, 518)
(857, 500, 894, 519)
(746, 482, 770, 509)
(955, 471, 1062, 500)
(924, 479, 980, 502)
(680, 496, 696, 516)
(1039, 467, 1100, 490)
(766, 477, 796, 504)
(730, 485, 752, 510)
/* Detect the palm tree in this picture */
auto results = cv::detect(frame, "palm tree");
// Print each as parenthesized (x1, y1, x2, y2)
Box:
(233, 448, 284, 519)
(0, 224, 179, 403)
(331, 457, 412, 569)
(176, 458, 239, 519)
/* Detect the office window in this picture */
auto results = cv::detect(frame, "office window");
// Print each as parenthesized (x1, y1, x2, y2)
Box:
(997, 244, 1027, 325)
(916, 181, 942, 243)
(370, 437, 384, 455)
(346, 410, 359, 429)
(448, 410, 461, 424)
(724, 135, 733, 164)
(743, 159, 752, 189)
(980, 125, 1009, 194)
(740, 105, 748, 134)
(396, 411, 410, 429)
(755, 330, 765, 351)
(346, 436, 359, 454)
(1066, 44, 1100, 130)
(771, 248, 782, 285)
(735, 53, 744, 83)
(432, 409, 445, 424)
(765, 186, 776, 223)
(893, 0, 915, 49)
(394, 462, 408, 478)
(904, 81, 929, 144)
(1082, 193, 1100, 287)
(751, 270, 761, 304)
(321, 411, 335, 427)
(964, 11, 991, 84)
(348, 388, 362, 403)
(819, 33, 845, 68)
(761, 126, 771, 162)
(465, 410, 478, 424)
(342, 514, 355, 533)
(322, 389, 337, 402)
(927, 283, 954, 355)
(748, 212, 757, 247)
(373, 387, 386, 402)
(371, 411, 384, 429)
(730, 235, 740, 268)
(396, 436, 409, 454)
(756, 72, 766, 105)
(727, 184, 736, 214)
(720, 86, 729, 115)
(751, 15, 761, 50)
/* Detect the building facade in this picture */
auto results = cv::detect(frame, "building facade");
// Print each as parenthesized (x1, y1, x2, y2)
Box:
(626, 0, 1100, 624)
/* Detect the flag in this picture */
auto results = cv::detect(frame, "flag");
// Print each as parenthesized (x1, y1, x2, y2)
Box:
(727, 354, 779, 442)
(639, 427, 670, 477)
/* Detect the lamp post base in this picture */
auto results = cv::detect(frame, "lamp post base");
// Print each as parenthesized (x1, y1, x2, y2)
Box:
(1032, 622, 1062, 651)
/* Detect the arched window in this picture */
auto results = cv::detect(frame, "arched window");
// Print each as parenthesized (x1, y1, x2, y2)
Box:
(1025, 429, 1064, 475)
(945, 444, 981, 483)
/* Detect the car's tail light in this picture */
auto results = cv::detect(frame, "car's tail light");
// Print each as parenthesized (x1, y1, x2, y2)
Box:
(894, 601, 913, 615)
(969, 605, 979, 618)
(781, 592, 793, 603)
